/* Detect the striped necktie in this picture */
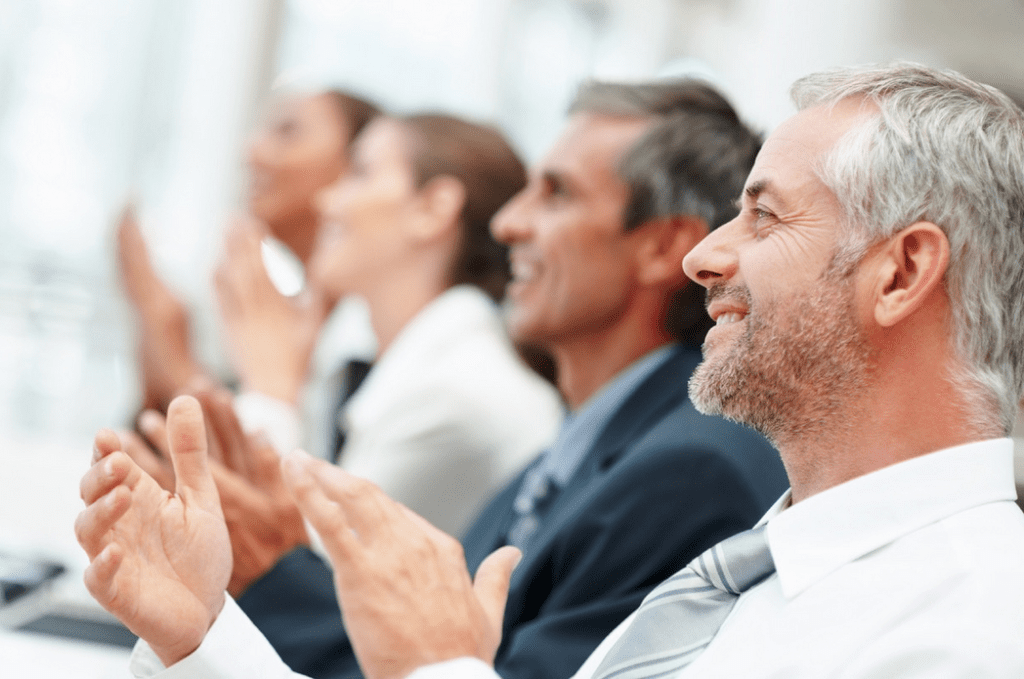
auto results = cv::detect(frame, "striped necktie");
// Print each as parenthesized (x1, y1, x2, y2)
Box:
(592, 525, 774, 679)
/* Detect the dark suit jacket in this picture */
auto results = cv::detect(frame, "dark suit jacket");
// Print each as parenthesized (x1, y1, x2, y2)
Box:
(238, 345, 787, 679)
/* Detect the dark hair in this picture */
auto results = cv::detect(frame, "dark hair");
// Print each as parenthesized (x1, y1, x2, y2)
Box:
(323, 90, 383, 146)
(570, 79, 762, 346)
(400, 114, 526, 302)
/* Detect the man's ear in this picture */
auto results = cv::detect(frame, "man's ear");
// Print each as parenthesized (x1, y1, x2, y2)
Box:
(635, 215, 710, 287)
(870, 221, 950, 327)
(407, 175, 467, 243)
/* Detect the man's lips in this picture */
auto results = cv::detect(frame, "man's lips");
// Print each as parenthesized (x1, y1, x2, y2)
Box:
(509, 251, 542, 286)
(511, 259, 538, 283)
(706, 300, 748, 326)
(705, 285, 752, 326)
(713, 310, 746, 326)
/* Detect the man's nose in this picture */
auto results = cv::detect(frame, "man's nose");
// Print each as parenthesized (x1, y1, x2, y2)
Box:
(490, 189, 533, 245)
(682, 216, 741, 288)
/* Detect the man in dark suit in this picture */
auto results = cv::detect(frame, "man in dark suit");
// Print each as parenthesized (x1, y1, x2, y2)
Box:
(231, 79, 786, 679)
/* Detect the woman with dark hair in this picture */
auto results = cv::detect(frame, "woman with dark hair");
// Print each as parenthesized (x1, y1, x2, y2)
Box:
(221, 112, 563, 547)
(245, 91, 380, 264)
(118, 88, 379, 410)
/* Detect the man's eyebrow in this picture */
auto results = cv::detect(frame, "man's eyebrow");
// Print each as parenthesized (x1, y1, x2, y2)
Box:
(540, 168, 577, 195)
(733, 179, 769, 211)
(744, 180, 769, 200)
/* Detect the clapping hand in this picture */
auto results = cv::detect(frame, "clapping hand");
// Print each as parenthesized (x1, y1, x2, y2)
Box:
(215, 218, 328, 404)
(120, 386, 309, 597)
(116, 205, 204, 411)
(194, 387, 309, 597)
(281, 450, 522, 679)
(75, 396, 231, 667)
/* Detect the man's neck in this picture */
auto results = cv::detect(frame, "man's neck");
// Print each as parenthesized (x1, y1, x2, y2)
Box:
(552, 323, 674, 410)
(780, 374, 1001, 504)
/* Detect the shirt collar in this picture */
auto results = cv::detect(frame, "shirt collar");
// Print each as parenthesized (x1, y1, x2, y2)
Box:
(540, 344, 676, 487)
(760, 438, 1016, 599)
(347, 286, 498, 420)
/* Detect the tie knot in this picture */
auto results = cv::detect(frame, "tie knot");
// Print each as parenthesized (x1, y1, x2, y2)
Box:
(691, 525, 774, 595)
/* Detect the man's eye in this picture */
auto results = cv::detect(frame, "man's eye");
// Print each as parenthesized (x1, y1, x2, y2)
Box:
(538, 172, 571, 201)
(752, 208, 776, 237)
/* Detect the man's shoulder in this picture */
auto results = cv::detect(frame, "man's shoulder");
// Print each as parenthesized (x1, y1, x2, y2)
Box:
(612, 391, 786, 504)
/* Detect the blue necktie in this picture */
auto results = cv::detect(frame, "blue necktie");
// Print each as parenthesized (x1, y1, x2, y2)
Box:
(506, 461, 557, 550)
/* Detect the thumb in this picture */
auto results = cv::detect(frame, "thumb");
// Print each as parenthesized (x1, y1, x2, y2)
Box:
(473, 546, 521, 632)
(165, 395, 219, 510)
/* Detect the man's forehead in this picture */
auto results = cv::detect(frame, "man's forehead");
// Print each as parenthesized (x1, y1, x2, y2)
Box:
(742, 99, 878, 199)
(539, 112, 651, 180)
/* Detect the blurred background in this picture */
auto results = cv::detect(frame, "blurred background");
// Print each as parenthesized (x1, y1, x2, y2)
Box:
(0, 0, 1021, 449)
(0, 0, 1021, 674)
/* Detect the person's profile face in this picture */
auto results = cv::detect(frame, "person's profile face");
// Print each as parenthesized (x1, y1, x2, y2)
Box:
(683, 99, 878, 431)
(247, 93, 351, 236)
(490, 113, 651, 348)
(308, 117, 420, 298)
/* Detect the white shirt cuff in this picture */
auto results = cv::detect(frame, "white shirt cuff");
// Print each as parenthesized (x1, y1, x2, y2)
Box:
(234, 391, 303, 454)
(129, 595, 301, 679)
(407, 657, 500, 679)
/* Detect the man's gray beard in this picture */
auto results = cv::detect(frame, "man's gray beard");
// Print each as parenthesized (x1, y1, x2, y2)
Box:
(688, 274, 871, 446)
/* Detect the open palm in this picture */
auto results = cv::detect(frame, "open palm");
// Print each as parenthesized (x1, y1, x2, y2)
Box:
(76, 396, 231, 666)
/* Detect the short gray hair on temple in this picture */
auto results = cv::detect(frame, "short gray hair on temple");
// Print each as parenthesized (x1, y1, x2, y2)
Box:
(568, 79, 762, 347)
(569, 79, 761, 232)
(791, 63, 1024, 434)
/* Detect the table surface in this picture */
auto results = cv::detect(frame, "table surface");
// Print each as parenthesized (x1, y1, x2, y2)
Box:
(0, 435, 132, 678)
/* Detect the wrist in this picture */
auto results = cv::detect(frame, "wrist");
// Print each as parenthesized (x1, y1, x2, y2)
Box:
(151, 591, 226, 668)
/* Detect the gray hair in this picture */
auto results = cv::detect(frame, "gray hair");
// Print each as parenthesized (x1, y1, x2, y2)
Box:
(571, 79, 761, 232)
(791, 63, 1024, 434)
(570, 79, 762, 345)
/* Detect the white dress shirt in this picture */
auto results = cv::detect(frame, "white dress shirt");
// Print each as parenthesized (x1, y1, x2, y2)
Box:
(129, 438, 1024, 679)
(414, 438, 1024, 679)
(237, 285, 564, 537)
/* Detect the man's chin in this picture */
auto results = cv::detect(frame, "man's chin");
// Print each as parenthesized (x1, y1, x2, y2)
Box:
(687, 358, 757, 429)
(687, 360, 726, 417)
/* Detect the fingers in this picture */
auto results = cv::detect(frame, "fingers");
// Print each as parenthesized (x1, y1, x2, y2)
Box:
(137, 409, 170, 459)
(80, 451, 133, 505)
(82, 543, 125, 611)
(208, 459, 259, 518)
(281, 450, 360, 565)
(225, 216, 268, 264)
(115, 205, 166, 314)
(165, 395, 219, 509)
(119, 429, 174, 491)
(115, 204, 145, 280)
(285, 450, 390, 541)
(473, 546, 521, 633)
(76, 484, 132, 558)
(216, 217, 271, 306)
(94, 428, 122, 464)
(249, 432, 282, 489)
(193, 388, 250, 477)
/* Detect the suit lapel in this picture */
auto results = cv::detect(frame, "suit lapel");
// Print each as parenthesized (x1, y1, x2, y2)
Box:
(506, 345, 700, 593)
